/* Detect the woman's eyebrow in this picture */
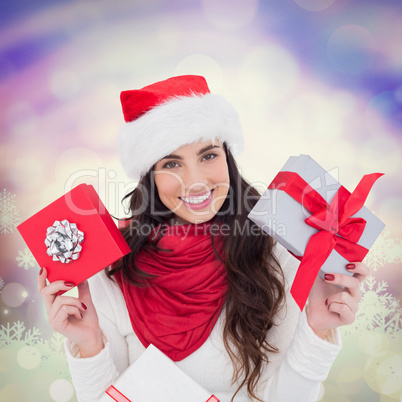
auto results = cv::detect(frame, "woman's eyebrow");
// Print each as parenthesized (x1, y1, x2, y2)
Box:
(160, 153, 183, 161)
(197, 145, 221, 155)
(160, 145, 221, 161)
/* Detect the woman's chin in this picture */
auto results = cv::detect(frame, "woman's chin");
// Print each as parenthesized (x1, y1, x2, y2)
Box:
(172, 210, 216, 225)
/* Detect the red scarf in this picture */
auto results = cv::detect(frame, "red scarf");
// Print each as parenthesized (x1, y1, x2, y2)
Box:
(114, 222, 227, 361)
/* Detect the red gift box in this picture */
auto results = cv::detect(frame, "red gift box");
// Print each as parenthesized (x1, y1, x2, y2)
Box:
(17, 184, 131, 287)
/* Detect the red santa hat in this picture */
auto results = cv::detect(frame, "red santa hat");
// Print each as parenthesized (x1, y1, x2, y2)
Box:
(119, 75, 244, 180)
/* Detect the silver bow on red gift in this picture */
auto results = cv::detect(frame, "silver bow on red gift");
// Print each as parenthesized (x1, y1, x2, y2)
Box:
(45, 219, 84, 263)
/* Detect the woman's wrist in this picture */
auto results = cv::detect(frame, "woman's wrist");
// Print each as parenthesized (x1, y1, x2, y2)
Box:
(310, 327, 331, 340)
(305, 304, 331, 340)
(77, 333, 105, 358)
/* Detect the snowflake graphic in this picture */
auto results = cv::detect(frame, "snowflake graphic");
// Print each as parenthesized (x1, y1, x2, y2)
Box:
(0, 188, 20, 235)
(0, 321, 74, 399)
(0, 321, 40, 347)
(343, 276, 402, 336)
(16, 248, 37, 270)
(364, 230, 402, 271)
(0, 277, 4, 290)
(0, 321, 69, 366)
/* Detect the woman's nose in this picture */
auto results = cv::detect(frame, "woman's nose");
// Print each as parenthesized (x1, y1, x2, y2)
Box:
(182, 166, 209, 193)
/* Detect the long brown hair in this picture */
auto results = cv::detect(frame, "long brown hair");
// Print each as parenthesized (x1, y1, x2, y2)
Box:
(107, 144, 286, 401)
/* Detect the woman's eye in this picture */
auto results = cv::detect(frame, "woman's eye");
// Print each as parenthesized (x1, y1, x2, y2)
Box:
(163, 161, 179, 169)
(202, 153, 217, 161)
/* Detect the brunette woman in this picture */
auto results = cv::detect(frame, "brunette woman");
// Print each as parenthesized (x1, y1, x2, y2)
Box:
(39, 75, 368, 401)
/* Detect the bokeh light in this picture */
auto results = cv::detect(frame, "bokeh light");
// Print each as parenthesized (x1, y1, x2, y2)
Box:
(49, 69, 82, 101)
(358, 332, 390, 357)
(1, 282, 28, 308)
(17, 345, 41, 370)
(201, 0, 258, 31)
(239, 44, 300, 103)
(368, 91, 402, 128)
(54, 147, 104, 190)
(49, 379, 75, 402)
(376, 353, 402, 397)
(364, 351, 402, 397)
(327, 25, 377, 75)
(4, 101, 39, 142)
(8, 153, 48, 191)
(174, 54, 223, 93)
(0, 349, 16, 372)
(286, 92, 344, 141)
(378, 198, 402, 238)
(336, 366, 364, 396)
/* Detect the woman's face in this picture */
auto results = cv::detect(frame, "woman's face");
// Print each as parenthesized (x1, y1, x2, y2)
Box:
(153, 140, 230, 225)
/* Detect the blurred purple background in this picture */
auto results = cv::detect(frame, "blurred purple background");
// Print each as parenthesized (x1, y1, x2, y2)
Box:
(1, 1, 401, 401)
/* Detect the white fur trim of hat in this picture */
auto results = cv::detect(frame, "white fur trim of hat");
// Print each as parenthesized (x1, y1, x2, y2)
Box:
(118, 75, 244, 181)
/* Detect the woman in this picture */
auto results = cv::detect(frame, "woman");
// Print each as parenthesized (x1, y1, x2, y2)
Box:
(38, 75, 367, 401)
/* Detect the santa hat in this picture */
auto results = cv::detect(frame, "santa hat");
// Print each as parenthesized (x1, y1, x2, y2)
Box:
(118, 75, 244, 180)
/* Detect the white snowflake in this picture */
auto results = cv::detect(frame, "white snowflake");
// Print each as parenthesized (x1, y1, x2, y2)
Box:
(16, 248, 37, 270)
(364, 230, 402, 271)
(0, 277, 4, 290)
(0, 321, 40, 346)
(0, 321, 72, 384)
(0, 188, 20, 235)
(343, 275, 402, 336)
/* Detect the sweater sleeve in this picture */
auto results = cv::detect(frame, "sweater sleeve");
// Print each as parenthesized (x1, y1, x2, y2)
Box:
(64, 272, 130, 402)
(261, 244, 342, 402)
(262, 309, 341, 402)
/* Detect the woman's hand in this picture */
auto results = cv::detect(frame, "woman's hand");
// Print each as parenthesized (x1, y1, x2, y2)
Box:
(306, 262, 369, 339)
(38, 267, 104, 357)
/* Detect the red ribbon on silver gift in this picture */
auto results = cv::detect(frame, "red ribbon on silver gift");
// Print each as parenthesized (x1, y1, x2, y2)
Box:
(268, 171, 383, 310)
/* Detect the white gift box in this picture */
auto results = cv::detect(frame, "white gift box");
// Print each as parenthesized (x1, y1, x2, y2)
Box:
(248, 154, 385, 279)
(102, 344, 219, 402)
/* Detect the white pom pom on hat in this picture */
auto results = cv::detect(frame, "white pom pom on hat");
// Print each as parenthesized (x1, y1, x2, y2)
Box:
(118, 75, 244, 181)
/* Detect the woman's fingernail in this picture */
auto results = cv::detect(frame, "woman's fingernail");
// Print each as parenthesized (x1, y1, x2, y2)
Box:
(39, 268, 43, 275)
(324, 274, 335, 281)
(325, 298, 328, 306)
(81, 302, 87, 310)
(346, 263, 356, 270)
(64, 282, 74, 287)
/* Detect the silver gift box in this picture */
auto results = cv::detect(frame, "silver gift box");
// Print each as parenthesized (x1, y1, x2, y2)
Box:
(248, 155, 385, 278)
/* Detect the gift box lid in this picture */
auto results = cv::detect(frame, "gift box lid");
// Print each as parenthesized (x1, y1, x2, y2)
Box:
(104, 344, 219, 402)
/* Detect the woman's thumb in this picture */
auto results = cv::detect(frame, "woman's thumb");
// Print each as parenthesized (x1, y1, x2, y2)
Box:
(77, 280, 91, 301)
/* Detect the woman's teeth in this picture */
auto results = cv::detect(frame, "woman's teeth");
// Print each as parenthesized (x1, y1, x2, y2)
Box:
(180, 190, 212, 204)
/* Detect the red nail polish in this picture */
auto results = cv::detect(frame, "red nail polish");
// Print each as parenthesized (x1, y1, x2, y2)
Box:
(39, 268, 43, 276)
(324, 274, 335, 281)
(81, 302, 87, 310)
(346, 263, 356, 270)
(325, 298, 328, 306)
(64, 282, 74, 287)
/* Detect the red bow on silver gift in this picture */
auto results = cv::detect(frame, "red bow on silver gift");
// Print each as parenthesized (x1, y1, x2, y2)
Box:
(268, 171, 383, 310)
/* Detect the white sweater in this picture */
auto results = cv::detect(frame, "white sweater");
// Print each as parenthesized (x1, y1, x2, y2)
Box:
(65, 244, 341, 401)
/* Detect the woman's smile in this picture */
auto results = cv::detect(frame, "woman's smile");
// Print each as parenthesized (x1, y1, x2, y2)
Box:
(179, 189, 213, 209)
